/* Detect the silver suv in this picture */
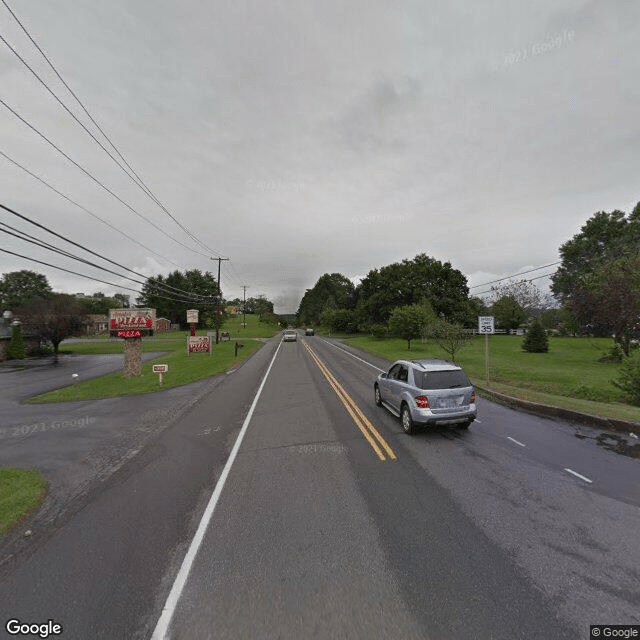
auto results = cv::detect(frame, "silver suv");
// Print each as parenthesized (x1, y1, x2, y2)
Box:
(374, 359, 477, 434)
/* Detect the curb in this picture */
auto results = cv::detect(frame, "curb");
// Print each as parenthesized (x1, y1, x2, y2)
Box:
(475, 385, 640, 434)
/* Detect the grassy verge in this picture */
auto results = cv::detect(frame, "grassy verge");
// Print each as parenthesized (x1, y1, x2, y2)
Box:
(29, 336, 262, 403)
(0, 468, 48, 535)
(335, 333, 640, 424)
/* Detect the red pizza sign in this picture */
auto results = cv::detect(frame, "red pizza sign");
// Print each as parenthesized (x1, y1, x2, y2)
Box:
(109, 308, 156, 337)
(188, 336, 212, 354)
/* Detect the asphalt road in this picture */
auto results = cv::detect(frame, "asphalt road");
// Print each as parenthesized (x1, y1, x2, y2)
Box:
(0, 333, 638, 639)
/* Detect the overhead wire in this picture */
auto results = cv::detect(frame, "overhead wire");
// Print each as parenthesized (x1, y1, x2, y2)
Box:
(0, 0, 224, 258)
(0, 204, 218, 303)
(0, 98, 218, 259)
(0, 202, 215, 300)
(0, 150, 183, 269)
(469, 262, 561, 289)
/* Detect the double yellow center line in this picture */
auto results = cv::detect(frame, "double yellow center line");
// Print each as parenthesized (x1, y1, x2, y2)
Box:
(303, 341, 396, 461)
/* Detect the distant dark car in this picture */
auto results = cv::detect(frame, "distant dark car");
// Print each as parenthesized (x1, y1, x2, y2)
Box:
(305, 328, 314, 336)
(374, 359, 477, 434)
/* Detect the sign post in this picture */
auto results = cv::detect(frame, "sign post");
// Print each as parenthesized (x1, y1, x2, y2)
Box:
(187, 309, 199, 337)
(478, 316, 495, 386)
(152, 363, 168, 385)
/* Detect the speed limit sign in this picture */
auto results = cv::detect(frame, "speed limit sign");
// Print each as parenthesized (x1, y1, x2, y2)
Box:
(478, 316, 495, 334)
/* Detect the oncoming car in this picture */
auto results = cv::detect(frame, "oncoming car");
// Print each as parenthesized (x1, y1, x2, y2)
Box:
(305, 328, 314, 336)
(283, 330, 297, 342)
(374, 359, 477, 434)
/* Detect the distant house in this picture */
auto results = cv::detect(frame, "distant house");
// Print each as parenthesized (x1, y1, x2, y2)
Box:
(86, 314, 109, 335)
(0, 314, 40, 361)
(155, 317, 172, 333)
(225, 306, 243, 315)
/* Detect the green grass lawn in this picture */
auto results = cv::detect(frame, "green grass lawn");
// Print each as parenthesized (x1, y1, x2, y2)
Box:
(30, 314, 280, 403)
(30, 337, 263, 403)
(337, 333, 640, 424)
(0, 468, 48, 535)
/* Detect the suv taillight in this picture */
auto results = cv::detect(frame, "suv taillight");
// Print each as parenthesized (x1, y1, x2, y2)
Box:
(415, 395, 430, 408)
(470, 390, 476, 404)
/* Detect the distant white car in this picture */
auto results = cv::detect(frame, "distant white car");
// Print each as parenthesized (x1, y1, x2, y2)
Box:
(283, 330, 297, 342)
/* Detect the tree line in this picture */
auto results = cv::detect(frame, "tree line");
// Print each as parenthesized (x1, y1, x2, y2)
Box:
(297, 201, 640, 357)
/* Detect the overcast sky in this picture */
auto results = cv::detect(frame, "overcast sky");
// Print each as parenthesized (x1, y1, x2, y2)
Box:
(1, 0, 638, 312)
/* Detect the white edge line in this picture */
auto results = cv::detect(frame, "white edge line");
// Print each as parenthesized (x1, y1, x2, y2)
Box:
(320, 337, 385, 372)
(507, 436, 526, 447)
(151, 339, 284, 640)
(564, 468, 593, 484)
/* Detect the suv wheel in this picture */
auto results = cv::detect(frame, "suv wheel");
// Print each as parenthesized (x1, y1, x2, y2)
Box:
(401, 404, 416, 435)
(374, 385, 383, 407)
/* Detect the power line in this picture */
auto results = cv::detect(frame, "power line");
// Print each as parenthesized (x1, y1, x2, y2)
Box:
(469, 262, 560, 289)
(0, 204, 217, 303)
(0, 150, 183, 269)
(0, 97, 213, 259)
(0, 202, 215, 300)
(1, 0, 224, 259)
(474, 271, 557, 297)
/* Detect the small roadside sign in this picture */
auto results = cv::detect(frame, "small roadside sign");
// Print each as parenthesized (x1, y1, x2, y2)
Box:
(152, 363, 168, 385)
(478, 316, 495, 334)
(186, 309, 199, 323)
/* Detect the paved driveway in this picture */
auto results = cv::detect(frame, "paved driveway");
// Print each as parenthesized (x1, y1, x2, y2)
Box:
(0, 352, 225, 534)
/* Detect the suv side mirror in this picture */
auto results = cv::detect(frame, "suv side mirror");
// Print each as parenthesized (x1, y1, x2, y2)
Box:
(380, 372, 387, 379)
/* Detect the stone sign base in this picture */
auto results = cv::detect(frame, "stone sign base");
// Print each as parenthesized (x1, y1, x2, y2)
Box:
(123, 337, 143, 377)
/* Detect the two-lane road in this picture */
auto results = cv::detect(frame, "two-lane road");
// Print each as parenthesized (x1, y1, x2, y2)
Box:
(1, 332, 638, 639)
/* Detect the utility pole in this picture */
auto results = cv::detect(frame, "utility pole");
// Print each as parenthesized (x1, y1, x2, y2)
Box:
(213, 257, 229, 344)
(242, 285, 249, 330)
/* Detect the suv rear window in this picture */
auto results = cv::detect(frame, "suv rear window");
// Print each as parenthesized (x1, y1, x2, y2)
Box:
(414, 369, 471, 390)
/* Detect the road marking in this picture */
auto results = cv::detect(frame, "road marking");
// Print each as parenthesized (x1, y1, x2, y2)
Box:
(303, 341, 396, 461)
(320, 338, 385, 372)
(564, 468, 593, 484)
(507, 436, 525, 447)
(151, 340, 284, 640)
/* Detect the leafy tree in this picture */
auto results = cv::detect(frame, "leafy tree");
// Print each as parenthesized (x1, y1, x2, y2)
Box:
(321, 308, 359, 333)
(77, 294, 125, 315)
(570, 254, 640, 355)
(492, 295, 526, 330)
(113, 293, 130, 308)
(552, 204, 640, 307)
(297, 274, 356, 325)
(522, 320, 549, 353)
(491, 279, 548, 317)
(138, 269, 219, 327)
(430, 319, 471, 362)
(16, 294, 87, 362)
(388, 304, 433, 349)
(357, 254, 469, 325)
(612, 353, 640, 406)
(0, 270, 52, 309)
(6, 323, 25, 360)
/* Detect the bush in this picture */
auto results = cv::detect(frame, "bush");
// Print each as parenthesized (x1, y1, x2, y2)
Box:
(612, 354, 640, 406)
(6, 324, 25, 360)
(369, 323, 389, 339)
(522, 320, 549, 353)
(598, 342, 624, 363)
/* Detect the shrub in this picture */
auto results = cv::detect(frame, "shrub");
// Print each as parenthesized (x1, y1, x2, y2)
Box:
(598, 342, 624, 363)
(369, 323, 389, 339)
(6, 324, 25, 360)
(612, 354, 640, 406)
(522, 320, 549, 352)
